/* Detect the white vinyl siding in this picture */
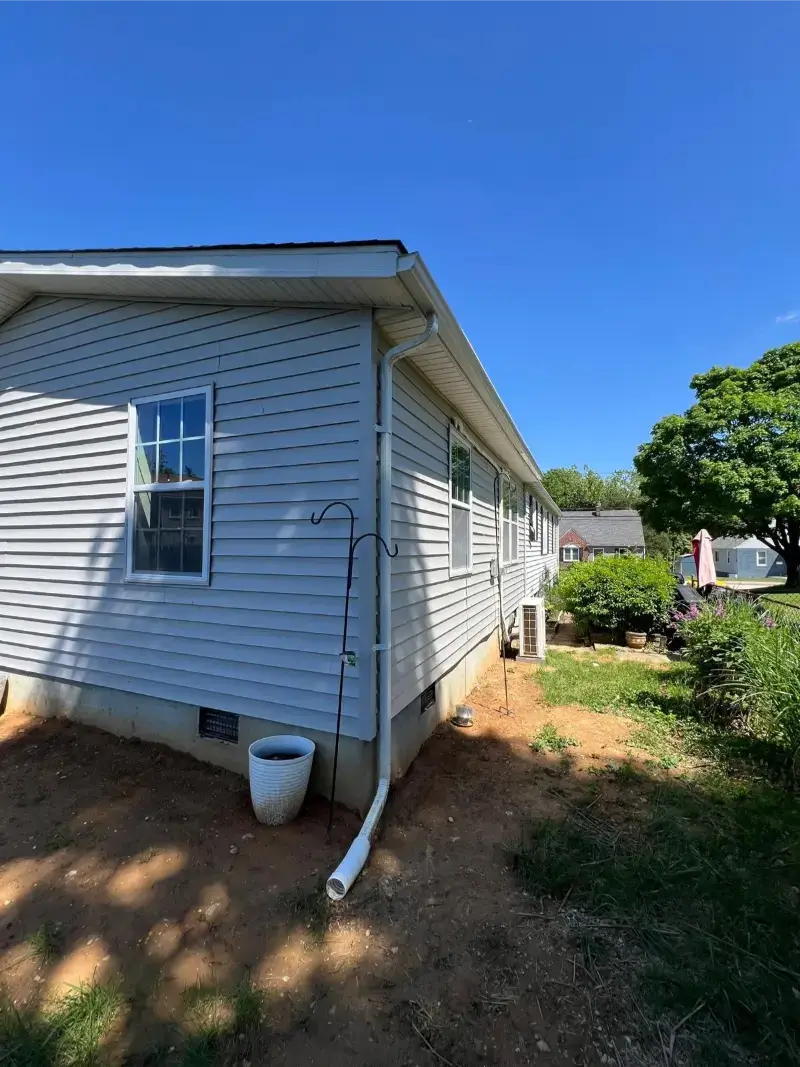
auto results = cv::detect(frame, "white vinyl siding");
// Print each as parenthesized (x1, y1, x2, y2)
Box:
(390, 362, 558, 715)
(0, 296, 375, 739)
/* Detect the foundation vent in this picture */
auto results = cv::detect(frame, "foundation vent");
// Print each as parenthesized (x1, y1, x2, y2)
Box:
(421, 683, 436, 715)
(199, 708, 239, 744)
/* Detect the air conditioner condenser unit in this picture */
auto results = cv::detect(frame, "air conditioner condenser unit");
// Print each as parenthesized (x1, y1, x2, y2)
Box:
(517, 597, 546, 662)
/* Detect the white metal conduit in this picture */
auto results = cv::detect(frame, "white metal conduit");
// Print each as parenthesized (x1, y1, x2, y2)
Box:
(326, 313, 439, 901)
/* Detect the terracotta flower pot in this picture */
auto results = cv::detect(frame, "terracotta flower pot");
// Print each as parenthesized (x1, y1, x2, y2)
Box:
(625, 631, 647, 650)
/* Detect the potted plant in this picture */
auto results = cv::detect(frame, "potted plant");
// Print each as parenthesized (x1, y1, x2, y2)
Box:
(624, 627, 648, 650)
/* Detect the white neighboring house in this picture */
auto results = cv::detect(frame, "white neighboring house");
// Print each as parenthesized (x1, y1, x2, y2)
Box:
(0, 241, 560, 814)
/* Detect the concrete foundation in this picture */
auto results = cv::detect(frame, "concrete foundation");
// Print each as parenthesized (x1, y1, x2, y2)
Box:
(3, 671, 376, 814)
(391, 626, 500, 777)
(3, 629, 500, 814)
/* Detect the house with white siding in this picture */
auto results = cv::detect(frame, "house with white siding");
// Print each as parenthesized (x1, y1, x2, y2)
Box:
(0, 242, 559, 850)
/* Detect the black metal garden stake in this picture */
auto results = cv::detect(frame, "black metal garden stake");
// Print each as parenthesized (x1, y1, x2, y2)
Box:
(310, 502, 398, 834)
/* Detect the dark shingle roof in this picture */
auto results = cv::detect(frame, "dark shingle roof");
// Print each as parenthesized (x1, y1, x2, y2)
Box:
(560, 509, 645, 548)
(711, 536, 743, 551)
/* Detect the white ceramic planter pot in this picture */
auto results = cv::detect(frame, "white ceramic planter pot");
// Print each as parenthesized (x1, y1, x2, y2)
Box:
(248, 735, 315, 825)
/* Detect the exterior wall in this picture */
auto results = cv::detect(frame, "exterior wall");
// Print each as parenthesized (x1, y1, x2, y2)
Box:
(736, 547, 786, 580)
(712, 549, 738, 577)
(389, 360, 558, 726)
(0, 296, 377, 743)
(559, 529, 589, 567)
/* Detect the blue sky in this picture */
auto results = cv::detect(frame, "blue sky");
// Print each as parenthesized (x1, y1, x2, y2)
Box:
(1, 3, 799, 473)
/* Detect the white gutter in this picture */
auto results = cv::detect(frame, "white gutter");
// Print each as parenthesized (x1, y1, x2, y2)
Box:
(326, 312, 439, 901)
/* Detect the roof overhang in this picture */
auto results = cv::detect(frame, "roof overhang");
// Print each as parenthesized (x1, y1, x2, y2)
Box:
(0, 241, 559, 513)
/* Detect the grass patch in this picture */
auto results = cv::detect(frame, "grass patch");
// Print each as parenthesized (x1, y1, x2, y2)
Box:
(27, 921, 64, 965)
(517, 645, 800, 1060)
(44, 827, 72, 854)
(278, 879, 331, 946)
(510, 773, 800, 1064)
(529, 722, 579, 754)
(534, 650, 689, 762)
(180, 978, 269, 1067)
(0, 980, 125, 1067)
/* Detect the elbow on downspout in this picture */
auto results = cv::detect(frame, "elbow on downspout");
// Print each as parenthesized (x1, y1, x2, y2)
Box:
(326, 311, 439, 901)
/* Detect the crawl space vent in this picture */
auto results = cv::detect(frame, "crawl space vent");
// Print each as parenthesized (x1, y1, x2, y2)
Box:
(421, 683, 436, 715)
(199, 708, 239, 743)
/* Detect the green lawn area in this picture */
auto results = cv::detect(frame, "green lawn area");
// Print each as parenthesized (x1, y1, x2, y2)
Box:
(513, 651, 800, 1066)
(760, 590, 800, 608)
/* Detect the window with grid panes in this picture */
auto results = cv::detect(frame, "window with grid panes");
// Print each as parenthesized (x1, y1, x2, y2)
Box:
(126, 387, 212, 582)
(449, 431, 472, 575)
(502, 478, 519, 564)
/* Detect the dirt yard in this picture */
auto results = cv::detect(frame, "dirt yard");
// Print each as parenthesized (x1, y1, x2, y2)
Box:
(0, 660, 657, 1066)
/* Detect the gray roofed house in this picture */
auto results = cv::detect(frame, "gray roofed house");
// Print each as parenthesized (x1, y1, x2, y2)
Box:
(677, 535, 787, 582)
(559, 509, 645, 567)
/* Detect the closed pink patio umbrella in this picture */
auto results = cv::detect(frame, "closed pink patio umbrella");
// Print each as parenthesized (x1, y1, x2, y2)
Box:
(692, 529, 717, 590)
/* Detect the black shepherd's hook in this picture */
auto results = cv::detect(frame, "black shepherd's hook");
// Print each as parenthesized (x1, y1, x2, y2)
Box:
(310, 503, 398, 835)
(493, 471, 511, 716)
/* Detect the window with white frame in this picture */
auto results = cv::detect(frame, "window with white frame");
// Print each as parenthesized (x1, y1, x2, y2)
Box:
(592, 547, 605, 559)
(502, 478, 519, 564)
(449, 431, 472, 575)
(126, 387, 213, 582)
(562, 545, 580, 562)
(756, 549, 767, 567)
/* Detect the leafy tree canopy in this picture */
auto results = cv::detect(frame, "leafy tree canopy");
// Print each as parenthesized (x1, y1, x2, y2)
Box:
(542, 465, 640, 510)
(634, 342, 800, 586)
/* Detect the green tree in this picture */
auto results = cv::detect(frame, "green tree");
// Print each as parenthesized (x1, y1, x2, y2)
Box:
(635, 342, 800, 587)
(542, 465, 640, 510)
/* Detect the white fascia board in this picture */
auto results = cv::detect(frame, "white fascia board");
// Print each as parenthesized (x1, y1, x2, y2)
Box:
(0, 245, 402, 281)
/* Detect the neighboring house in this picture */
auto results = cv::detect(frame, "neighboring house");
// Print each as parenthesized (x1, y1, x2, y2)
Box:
(0, 241, 560, 812)
(677, 535, 787, 581)
(559, 509, 645, 567)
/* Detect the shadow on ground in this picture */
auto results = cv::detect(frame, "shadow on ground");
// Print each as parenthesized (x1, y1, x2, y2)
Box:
(0, 658, 797, 1066)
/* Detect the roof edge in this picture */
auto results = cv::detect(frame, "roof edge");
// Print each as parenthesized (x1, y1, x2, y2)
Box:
(396, 253, 560, 515)
(0, 239, 408, 256)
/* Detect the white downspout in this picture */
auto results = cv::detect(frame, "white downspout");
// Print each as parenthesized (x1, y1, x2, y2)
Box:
(326, 311, 439, 901)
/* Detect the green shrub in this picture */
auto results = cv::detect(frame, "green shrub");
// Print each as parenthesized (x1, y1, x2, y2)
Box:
(549, 555, 675, 636)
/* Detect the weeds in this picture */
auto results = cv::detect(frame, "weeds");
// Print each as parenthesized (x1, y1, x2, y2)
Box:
(27, 921, 63, 965)
(44, 827, 72, 854)
(529, 722, 579, 753)
(279, 879, 331, 946)
(0, 980, 125, 1067)
(180, 978, 269, 1067)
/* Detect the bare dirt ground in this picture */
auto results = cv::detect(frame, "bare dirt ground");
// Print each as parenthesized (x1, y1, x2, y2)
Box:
(0, 661, 655, 1066)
